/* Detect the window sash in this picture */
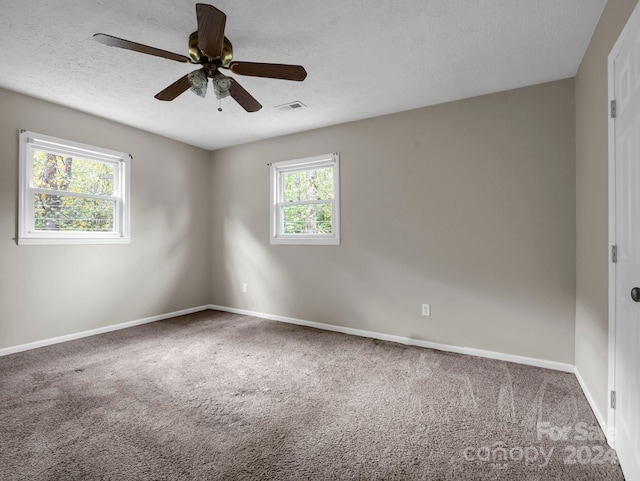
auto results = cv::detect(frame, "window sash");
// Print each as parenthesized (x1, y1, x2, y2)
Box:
(277, 198, 334, 208)
(270, 153, 340, 245)
(25, 135, 124, 162)
(29, 146, 119, 197)
(279, 200, 335, 235)
(32, 194, 117, 233)
(30, 188, 119, 202)
(18, 130, 130, 245)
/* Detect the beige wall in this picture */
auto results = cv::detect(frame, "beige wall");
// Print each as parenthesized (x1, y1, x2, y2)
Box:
(575, 0, 638, 418)
(0, 0, 632, 425)
(1, 1, 622, 385)
(0, 88, 212, 349)
(211, 79, 576, 363)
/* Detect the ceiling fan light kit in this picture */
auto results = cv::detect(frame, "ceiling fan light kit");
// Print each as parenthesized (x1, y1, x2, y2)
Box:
(187, 69, 209, 98)
(93, 3, 307, 113)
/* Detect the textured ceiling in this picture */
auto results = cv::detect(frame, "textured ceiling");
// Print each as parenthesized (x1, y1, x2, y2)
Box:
(0, 0, 606, 151)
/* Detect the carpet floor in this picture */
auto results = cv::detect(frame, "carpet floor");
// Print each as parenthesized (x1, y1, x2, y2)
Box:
(0, 310, 625, 480)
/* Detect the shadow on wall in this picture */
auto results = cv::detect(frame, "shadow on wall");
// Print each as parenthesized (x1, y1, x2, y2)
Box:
(112, 148, 201, 322)
(219, 207, 574, 361)
(211, 79, 576, 362)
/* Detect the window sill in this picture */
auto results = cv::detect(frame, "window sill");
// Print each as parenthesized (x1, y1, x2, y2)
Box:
(270, 236, 340, 246)
(17, 236, 131, 245)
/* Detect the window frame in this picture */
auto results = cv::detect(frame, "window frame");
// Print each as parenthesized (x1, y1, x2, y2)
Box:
(18, 130, 131, 245)
(270, 152, 340, 245)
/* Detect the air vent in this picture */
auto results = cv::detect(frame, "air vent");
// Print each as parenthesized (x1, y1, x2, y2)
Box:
(275, 101, 306, 111)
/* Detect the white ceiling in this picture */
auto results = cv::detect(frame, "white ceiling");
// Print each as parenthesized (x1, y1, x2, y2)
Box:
(0, 0, 606, 151)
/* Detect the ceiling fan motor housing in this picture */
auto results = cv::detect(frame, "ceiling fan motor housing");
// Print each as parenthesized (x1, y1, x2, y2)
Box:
(188, 32, 233, 66)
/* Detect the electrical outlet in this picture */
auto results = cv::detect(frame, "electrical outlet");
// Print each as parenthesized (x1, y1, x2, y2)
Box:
(421, 304, 430, 316)
(242, 283, 248, 293)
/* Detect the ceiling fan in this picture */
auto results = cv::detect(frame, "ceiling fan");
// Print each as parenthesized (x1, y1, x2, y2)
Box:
(94, 3, 307, 112)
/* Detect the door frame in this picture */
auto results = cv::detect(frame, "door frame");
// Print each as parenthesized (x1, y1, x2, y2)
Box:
(607, 0, 640, 448)
(606, 43, 617, 447)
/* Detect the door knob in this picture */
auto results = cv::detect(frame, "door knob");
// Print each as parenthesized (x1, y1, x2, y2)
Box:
(632, 287, 640, 302)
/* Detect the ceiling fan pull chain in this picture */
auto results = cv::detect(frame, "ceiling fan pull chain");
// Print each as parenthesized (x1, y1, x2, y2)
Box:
(218, 99, 223, 112)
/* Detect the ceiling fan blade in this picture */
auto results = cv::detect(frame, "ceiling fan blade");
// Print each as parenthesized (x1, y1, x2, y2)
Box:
(196, 3, 226, 59)
(229, 79, 262, 112)
(228, 62, 307, 81)
(93, 33, 191, 63)
(155, 75, 192, 101)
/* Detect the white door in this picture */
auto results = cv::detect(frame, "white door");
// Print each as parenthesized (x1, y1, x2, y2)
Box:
(612, 3, 640, 479)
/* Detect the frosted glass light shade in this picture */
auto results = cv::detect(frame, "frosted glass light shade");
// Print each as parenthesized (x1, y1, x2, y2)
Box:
(212, 72, 231, 100)
(188, 69, 208, 98)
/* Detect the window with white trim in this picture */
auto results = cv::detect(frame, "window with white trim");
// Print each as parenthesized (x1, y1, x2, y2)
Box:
(270, 152, 340, 245)
(18, 130, 131, 245)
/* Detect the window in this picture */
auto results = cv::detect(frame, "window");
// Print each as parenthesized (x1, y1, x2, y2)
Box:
(18, 130, 131, 245)
(270, 152, 340, 245)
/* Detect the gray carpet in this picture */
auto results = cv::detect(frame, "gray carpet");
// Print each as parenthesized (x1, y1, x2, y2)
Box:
(0, 310, 625, 480)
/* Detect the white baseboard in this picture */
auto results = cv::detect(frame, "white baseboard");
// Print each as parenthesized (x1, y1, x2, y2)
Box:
(0, 302, 576, 376)
(208, 304, 575, 373)
(0, 305, 211, 357)
(2, 303, 577, 375)
(574, 367, 611, 445)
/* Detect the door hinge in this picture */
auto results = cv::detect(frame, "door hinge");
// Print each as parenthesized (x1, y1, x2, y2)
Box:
(612, 245, 618, 263)
(611, 390, 616, 410)
(611, 100, 617, 118)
